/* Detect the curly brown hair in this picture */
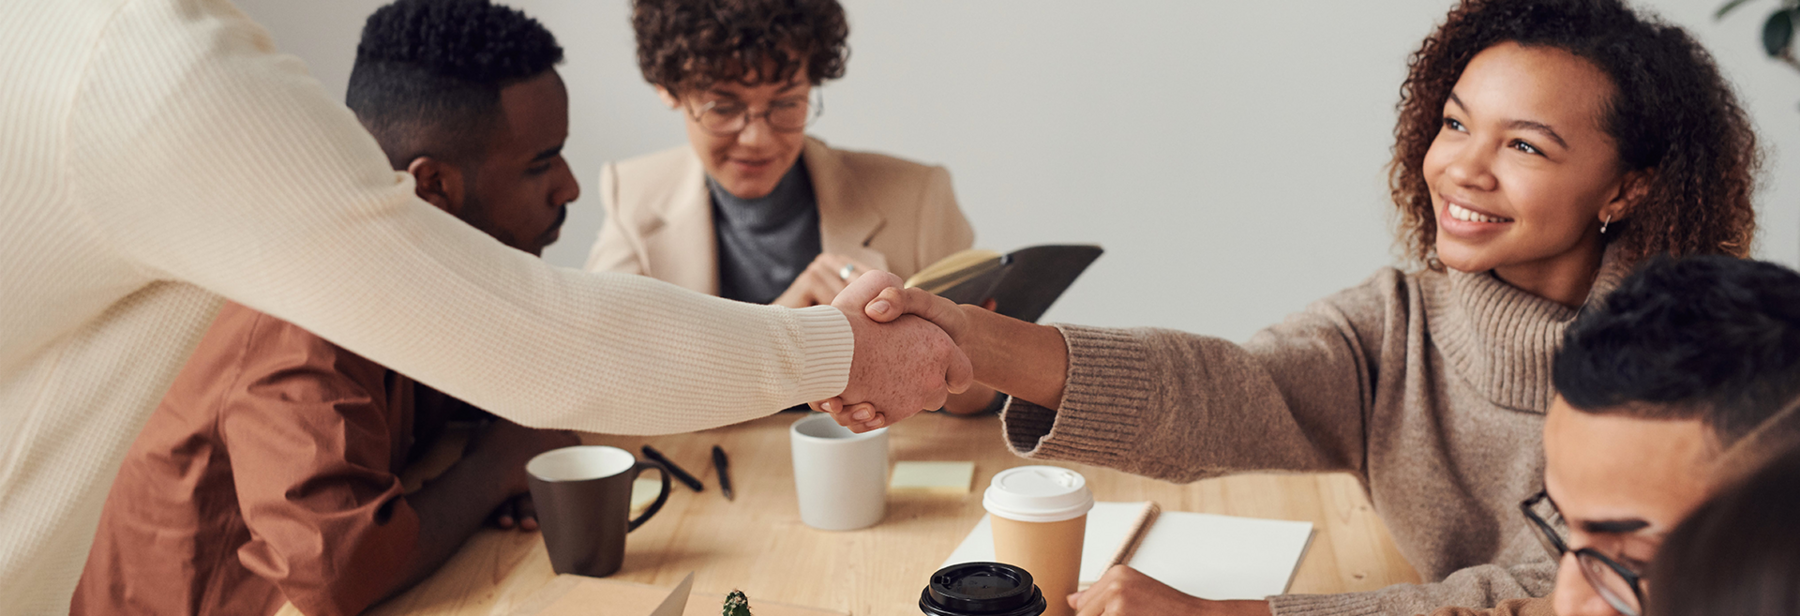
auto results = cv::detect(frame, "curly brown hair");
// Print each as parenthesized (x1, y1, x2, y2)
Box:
(1389, 0, 1760, 269)
(632, 0, 849, 95)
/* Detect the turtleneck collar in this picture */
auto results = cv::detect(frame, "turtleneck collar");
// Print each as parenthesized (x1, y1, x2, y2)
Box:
(706, 156, 815, 234)
(1427, 243, 1631, 413)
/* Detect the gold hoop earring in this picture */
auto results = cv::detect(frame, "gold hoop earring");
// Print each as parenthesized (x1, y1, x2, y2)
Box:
(1600, 214, 1611, 235)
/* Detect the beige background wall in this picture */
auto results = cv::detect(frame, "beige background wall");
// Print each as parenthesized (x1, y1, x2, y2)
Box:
(236, 0, 1800, 341)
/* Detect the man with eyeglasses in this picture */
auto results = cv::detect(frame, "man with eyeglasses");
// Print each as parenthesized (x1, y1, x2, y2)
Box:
(584, 0, 1003, 416)
(1432, 255, 1800, 616)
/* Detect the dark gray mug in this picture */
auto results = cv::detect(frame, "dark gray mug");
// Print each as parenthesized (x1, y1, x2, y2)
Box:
(525, 445, 672, 577)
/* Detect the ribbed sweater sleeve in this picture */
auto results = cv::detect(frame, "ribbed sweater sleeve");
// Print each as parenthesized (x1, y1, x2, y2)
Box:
(65, 0, 852, 434)
(1002, 272, 1400, 480)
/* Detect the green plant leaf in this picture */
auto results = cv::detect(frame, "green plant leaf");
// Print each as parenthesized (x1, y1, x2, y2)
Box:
(723, 590, 751, 616)
(1719, 0, 1761, 19)
(1764, 9, 1794, 57)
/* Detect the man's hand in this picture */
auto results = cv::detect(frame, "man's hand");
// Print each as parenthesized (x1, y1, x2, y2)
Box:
(771, 253, 877, 308)
(815, 285, 977, 430)
(1071, 566, 1272, 616)
(463, 418, 580, 494)
(405, 419, 579, 590)
(818, 271, 973, 432)
(818, 283, 1072, 427)
(489, 493, 540, 530)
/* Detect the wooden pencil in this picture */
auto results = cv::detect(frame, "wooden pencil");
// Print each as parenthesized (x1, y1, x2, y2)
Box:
(1106, 501, 1162, 570)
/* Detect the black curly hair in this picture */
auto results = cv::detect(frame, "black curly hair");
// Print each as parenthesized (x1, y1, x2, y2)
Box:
(1554, 256, 1800, 446)
(631, 0, 849, 95)
(347, 0, 564, 169)
(1390, 0, 1760, 269)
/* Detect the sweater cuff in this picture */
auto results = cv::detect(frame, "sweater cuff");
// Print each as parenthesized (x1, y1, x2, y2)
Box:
(1000, 324, 1154, 466)
(1269, 593, 1388, 616)
(790, 305, 855, 402)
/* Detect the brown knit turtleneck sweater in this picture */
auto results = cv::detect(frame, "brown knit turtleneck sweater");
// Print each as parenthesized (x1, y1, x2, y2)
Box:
(1001, 252, 1629, 616)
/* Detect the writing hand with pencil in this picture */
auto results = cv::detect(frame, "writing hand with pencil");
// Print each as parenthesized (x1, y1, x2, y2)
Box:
(1069, 566, 1271, 616)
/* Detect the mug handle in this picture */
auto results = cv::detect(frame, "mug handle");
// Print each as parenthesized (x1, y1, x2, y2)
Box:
(627, 460, 673, 532)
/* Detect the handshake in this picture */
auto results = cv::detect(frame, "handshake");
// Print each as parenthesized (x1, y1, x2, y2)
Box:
(811, 270, 986, 433)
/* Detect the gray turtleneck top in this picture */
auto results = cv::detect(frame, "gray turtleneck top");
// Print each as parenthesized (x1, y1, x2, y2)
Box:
(707, 158, 822, 305)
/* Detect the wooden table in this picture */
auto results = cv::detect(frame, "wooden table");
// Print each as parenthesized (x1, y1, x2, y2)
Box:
(286, 412, 1420, 616)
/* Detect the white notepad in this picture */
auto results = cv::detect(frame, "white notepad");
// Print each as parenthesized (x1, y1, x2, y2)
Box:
(941, 501, 1315, 601)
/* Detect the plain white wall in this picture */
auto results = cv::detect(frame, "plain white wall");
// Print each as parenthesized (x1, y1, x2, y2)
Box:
(236, 0, 1800, 342)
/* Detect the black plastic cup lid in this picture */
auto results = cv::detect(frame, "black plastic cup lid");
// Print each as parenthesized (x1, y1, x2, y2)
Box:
(919, 562, 1047, 616)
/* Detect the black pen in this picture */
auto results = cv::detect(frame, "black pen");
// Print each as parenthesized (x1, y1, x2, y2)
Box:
(712, 445, 734, 501)
(641, 445, 704, 492)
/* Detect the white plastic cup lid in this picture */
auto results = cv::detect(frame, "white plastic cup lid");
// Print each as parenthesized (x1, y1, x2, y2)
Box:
(982, 466, 1094, 523)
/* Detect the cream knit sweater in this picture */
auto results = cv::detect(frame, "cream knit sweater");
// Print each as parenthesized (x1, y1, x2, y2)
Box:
(1004, 255, 1628, 616)
(0, 1, 853, 612)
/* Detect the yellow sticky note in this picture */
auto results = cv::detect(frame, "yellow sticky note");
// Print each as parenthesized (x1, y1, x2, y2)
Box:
(889, 461, 975, 496)
(629, 478, 664, 515)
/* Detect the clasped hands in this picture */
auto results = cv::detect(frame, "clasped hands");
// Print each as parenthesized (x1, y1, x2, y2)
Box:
(813, 269, 978, 432)
(809, 275, 1270, 616)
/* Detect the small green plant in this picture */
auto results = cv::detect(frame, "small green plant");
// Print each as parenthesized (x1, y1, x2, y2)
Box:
(1719, 0, 1800, 74)
(723, 590, 751, 616)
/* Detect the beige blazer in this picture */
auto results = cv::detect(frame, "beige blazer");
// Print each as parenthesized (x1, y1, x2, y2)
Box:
(584, 137, 975, 295)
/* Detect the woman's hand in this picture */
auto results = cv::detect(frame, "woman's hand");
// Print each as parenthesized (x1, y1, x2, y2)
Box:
(771, 253, 877, 308)
(1071, 566, 1271, 616)
(863, 286, 971, 341)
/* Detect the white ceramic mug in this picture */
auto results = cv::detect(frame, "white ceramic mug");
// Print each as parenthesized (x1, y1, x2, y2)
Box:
(790, 413, 888, 530)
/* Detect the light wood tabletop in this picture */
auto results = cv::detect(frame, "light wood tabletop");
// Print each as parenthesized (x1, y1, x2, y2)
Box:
(279, 411, 1420, 616)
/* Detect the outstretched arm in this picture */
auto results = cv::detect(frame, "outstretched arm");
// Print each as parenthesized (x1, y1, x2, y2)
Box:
(72, 1, 965, 433)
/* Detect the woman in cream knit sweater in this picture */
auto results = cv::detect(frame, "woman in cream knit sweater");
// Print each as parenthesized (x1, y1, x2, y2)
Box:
(833, 1, 1761, 615)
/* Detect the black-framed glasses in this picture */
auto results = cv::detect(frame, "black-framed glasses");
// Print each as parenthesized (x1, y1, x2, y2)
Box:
(685, 90, 823, 136)
(1521, 491, 1645, 616)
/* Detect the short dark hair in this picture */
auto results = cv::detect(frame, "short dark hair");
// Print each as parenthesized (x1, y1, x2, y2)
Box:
(1553, 256, 1800, 446)
(347, 0, 564, 169)
(1390, 0, 1759, 269)
(632, 0, 849, 95)
(1645, 445, 1800, 616)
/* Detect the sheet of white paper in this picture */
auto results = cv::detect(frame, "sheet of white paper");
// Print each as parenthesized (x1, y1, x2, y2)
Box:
(650, 571, 694, 616)
(942, 503, 1313, 600)
(1127, 512, 1314, 600)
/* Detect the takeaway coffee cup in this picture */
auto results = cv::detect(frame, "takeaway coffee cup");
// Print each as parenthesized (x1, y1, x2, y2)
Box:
(526, 445, 672, 577)
(919, 562, 1047, 616)
(790, 413, 889, 530)
(984, 466, 1094, 616)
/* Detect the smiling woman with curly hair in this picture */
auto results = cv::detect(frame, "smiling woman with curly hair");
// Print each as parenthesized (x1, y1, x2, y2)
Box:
(832, 1, 1768, 614)
(1389, 0, 1759, 273)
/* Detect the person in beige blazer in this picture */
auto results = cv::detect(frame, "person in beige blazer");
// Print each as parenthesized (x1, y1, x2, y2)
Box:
(586, 0, 1000, 415)
(586, 136, 973, 300)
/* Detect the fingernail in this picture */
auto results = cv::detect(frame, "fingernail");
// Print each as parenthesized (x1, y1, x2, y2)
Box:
(852, 409, 872, 421)
(871, 300, 891, 314)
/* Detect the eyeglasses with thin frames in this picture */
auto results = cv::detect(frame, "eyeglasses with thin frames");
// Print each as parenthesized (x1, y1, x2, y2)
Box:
(685, 90, 823, 136)
(1520, 490, 1645, 616)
